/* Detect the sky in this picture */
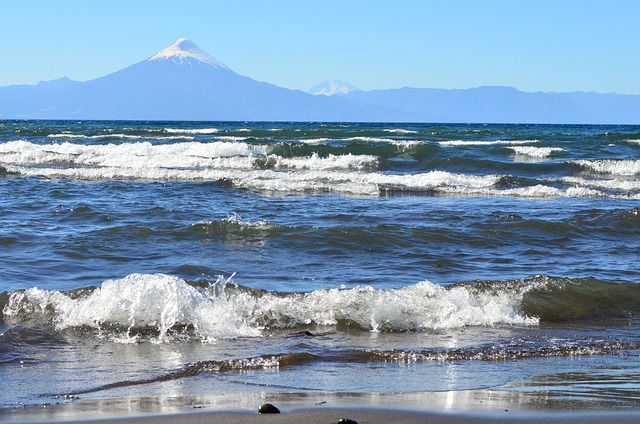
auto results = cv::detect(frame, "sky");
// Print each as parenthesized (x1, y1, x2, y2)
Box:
(2, 0, 640, 94)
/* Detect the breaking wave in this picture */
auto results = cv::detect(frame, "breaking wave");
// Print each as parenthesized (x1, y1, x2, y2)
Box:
(3, 274, 639, 344)
(438, 139, 539, 146)
(1, 273, 533, 343)
(163, 128, 220, 134)
(572, 159, 640, 175)
(1, 139, 638, 198)
(508, 146, 564, 159)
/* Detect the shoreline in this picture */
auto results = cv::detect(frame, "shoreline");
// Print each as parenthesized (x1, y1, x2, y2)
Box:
(4, 389, 640, 424)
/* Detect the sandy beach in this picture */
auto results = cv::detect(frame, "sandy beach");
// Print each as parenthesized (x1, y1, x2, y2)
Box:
(8, 407, 640, 424)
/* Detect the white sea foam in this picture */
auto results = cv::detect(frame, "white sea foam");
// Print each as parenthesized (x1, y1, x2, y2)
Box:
(3, 274, 261, 342)
(2, 140, 632, 198)
(228, 170, 501, 196)
(274, 153, 378, 170)
(48, 133, 197, 141)
(376, 171, 500, 190)
(164, 128, 220, 134)
(426, 183, 606, 199)
(232, 170, 382, 196)
(213, 136, 250, 142)
(572, 159, 640, 176)
(231, 280, 538, 332)
(439, 140, 538, 146)
(345, 137, 397, 143)
(47, 134, 144, 140)
(382, 129, 418, 134)
(47, 134, 88, 139)
(2, 274, 538, 342)
(0, 140, 378, 173)
(156, 136, 197, 141)
(391, 139, 424, 149)
(560, 176, 640, 191)
(300, 138, 331, 145)
(10, 162, 619, 198)
(0, 140, 258, 170)
(195, 212, 272, 229)
(564, 186, 609, 197)
(508, 146, 563, 159)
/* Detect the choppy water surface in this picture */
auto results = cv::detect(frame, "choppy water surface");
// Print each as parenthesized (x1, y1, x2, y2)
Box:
(1, 121, 639, 417)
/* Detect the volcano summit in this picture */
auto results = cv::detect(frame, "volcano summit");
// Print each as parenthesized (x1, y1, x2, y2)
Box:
(148, 38, 230, 69)
(0, 38, 415, 121)
(3, 38, 639, 123)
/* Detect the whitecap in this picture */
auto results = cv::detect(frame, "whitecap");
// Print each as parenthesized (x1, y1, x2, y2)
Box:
(3, 275, 538, 341)
(382, 129, 418, 134)
(572, 159, 640, 176)
(344, 137, 397, 143)
(3, 273, 261, 342)
(508, 146, 563, 159)
(274, 153, 378, 171)
(559, 176, 640, 191)
(300, 138, 331, 145)
(164, 128, 220, 134)
(439, 139, 538, 146)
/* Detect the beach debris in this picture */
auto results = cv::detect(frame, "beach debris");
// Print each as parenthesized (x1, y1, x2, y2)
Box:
(337, 419, 358, 424)
(258, 403, 280, 414)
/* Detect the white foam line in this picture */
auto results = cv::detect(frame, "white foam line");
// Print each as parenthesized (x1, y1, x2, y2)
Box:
(439, 139, 539, 146)
(164, 128, 220, 134)
(344, 137, 397, 143)
(572, 159, 640, 176)
(382, 129, 418, 134)
(508, 146, 563, 159)
(560, 176, 640, 191)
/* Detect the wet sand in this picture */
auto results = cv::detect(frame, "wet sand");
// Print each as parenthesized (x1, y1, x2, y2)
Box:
(59, 408, 640, 424)
(4, 389, 640, 423)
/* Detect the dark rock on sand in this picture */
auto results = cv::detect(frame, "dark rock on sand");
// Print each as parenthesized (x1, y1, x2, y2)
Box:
(337, 419, 358, 424)
(258, 403, 280, 414)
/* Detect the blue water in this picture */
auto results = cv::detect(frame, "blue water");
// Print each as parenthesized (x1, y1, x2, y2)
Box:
(1, 121, 639, 417)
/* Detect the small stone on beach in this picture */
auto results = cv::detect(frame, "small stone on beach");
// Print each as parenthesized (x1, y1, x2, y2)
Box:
(337, 419, 358, 424)
(258, 403, 280, 414)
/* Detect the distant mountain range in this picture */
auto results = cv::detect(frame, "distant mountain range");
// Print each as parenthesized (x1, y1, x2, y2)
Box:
(0, 39, 415, 122)
(1, 39, 639, 124)
(337, 85, 640, 124)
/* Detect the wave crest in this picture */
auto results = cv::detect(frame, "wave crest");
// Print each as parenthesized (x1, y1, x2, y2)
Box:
(4, 274, 640, 344)
(3, 274, 540, 343)
(572, 159, 640, 176)
(3, 273, 261, 342)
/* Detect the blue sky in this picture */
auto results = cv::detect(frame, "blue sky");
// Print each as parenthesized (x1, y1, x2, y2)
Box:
(3, 0, 639, 94)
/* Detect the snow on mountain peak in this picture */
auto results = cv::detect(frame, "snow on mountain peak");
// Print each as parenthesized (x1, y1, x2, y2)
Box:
(149, 38, 229, 69)
(309, 80, 360, 96)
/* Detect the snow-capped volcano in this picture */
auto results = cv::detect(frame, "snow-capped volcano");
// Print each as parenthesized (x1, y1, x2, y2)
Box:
(310, 80, 360, 96)
(0, 38, 419, 121)
(148, 38, 229, 69)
